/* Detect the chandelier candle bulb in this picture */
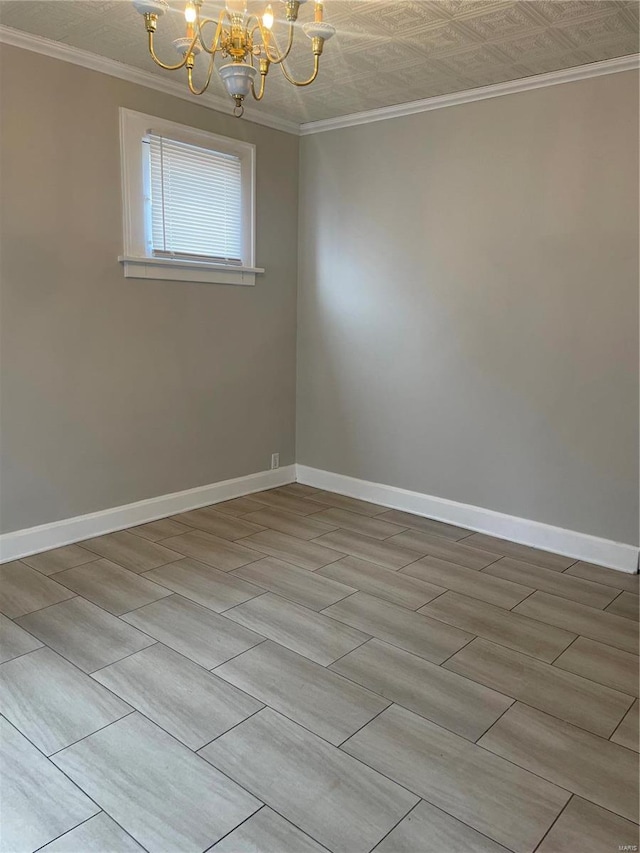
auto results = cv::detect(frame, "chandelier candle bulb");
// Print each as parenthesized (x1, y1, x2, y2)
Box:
(184, 1, 196, 37)
(315, 2, 323, 23)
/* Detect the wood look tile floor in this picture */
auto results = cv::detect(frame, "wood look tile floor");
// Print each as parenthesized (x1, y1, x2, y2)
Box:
(2, 485, 638, 853)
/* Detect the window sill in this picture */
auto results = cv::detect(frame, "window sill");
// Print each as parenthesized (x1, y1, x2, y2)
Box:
(118, 256, 264, 286)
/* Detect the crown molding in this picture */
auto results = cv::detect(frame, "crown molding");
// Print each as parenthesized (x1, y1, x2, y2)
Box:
(0, 25, 300, 136)
(1, 24, 638, 137)
(299, 53, 640, 135)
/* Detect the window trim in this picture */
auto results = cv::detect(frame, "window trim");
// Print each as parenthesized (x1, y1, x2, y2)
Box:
(118, 108, 263, 285)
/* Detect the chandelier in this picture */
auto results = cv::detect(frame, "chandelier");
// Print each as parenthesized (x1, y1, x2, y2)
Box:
(132, 0, 335, 115)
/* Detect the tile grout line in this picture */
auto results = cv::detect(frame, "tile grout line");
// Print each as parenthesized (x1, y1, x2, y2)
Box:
(127, 518, 197, 540)
(216, 570, 360, 612)
(215, 590, 271, 617)
(608, 700, 640, 752)
(603, 587, 631, 614)
(335, 713, 573, 847)
(43, 703, 268, 842)
(47, 710, 138, 758)
(136, 509, 625, 585)
(0, 645, 48, 667)
(351, 699, 577, 792)
(320, 629, 373, 668)
(199, 533, 348, 572)
(207, 638, 268, 672)
(87, 642, 169, 678)
(51, 578, 175, 611)
(435, 631, 478, 666)
(367, 799, 422, 852)
(11, 609, 161, 677)
(547, 632, 582, 666)
(115, 592, 269, 661)
(507, 587, 540, 611)
(196, 706, 266, 753)
(203, 798, 335, 853)
(89, 529, 271, 574)
(8, 592, 80, 622)
(38, 809, 153, 853)
(484, 553, 628, 594)
(320, 590, 596, 668)
(368, 798, 423, 852)
(421, 589, 640, 660)
(0, 714, 149, 853)
(396, 550, 505, 575)
(446, 623, 639, 701)
(335, 701, 393, 749)
(473, 698, 638, 803)
(117, 592, 184, 619)
(201, 805, 268, 853)
(7, 694, 528, 853)
(439, 642, 637, 737)
(482, 562, 630, 610)
(31, 812, 107, 853)
(198, 690, 378, 755)
(213, 620, 633, 751)
(89, 625, 267, 682)
(318, 593, 583, 667)
(17, 574, 632, 731)
(530, 795, 576, 853)
(508, 596, 640, 656)
(22, 554, 103, 577)
(552, 662, 636, 704)
(471, 693, 517, 743)
(326, 640, 523, 747)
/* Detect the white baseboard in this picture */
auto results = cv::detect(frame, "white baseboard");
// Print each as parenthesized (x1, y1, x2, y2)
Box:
(0, 466, 296, 563)
(296, 465, 639, 574)
(4, 462, 637, 574)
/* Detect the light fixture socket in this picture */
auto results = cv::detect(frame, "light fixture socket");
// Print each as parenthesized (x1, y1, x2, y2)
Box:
(282, 0, 307, 22)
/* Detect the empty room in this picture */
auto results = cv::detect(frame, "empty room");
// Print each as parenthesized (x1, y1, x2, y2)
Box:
(0, 1, 638, 851)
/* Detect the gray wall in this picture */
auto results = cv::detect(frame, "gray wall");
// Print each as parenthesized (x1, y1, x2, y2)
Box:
(297, 71, 639, 546)
(2, 49, 638, 548)
(0, 46, 299, 533)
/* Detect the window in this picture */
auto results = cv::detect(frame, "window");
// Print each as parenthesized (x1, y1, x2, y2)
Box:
(119, 108, 261, 285)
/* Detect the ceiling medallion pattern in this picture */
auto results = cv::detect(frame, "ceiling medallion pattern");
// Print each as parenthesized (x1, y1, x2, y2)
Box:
(0, 1, 637, 123)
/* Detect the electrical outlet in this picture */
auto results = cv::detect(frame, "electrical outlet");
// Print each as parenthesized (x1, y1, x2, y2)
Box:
(271, 452, 280, 470)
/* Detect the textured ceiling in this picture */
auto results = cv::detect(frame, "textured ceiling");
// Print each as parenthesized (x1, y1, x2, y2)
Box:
(1, 0, 638, 123)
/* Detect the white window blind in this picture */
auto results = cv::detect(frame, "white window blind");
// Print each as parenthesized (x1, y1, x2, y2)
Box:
(146, 133, 243, 264)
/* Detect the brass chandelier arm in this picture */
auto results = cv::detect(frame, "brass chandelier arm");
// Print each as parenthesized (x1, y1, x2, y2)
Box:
(187, 55, 216, 95)
(148, 30, 197, 70)
(250, 74, 266, 100)
(279, 52, 320, 86)
(250, 58, 270, 100)
(252, 19, 295, 66)
(194, 13, 225, 56)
